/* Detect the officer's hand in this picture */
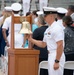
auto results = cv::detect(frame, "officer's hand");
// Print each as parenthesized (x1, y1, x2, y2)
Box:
(53, 62, 59, 70)
(25, 34, 32, 41)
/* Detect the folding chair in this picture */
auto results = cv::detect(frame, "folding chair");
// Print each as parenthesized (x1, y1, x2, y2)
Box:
(38, 61, 48, 75)
(64, 61, 74, 70)
(64, 61, 74, 75)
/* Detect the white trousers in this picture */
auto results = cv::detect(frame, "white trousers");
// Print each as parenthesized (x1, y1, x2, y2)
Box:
(48, 51, 65, 75)
(23, 0, 30, 16)
(39, 0, 48, 11)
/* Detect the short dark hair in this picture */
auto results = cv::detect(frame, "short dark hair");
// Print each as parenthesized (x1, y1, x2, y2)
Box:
(57, 13, 65, 19)
(63, 16, 73, 26)
(32, 10, 38, 17)
(26, 12, 31, 16)
(68, 5, 74, 12)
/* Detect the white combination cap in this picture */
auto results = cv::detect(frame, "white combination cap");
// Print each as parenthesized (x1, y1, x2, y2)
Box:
(43, 7, 57, 15)
(4, 6, 12, 11)
(71, 14, 74, 21)
(56, 7, 68, 14)
(11, 3, 22, 11)
(36, 11, 43, 15)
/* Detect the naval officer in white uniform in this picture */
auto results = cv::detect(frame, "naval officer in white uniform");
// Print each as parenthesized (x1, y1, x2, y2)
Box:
(2, 3, 24, 48)
(56, 7, 68, 29)
(26, 7, 65, 75)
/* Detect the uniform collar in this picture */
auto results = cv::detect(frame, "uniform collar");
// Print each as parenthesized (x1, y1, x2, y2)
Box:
(57, 19, 62, 22)
(14, 14, 20, 16)
(49, 21, 57, 28)
(71, 13, 74, 17)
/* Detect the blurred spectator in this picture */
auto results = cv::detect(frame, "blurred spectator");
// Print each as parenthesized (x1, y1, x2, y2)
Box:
(0, 6, 12, 56)
(63, 16, 74, 75)
(0, 6, 12, 69)
(0, 10, 5, 26)
(67, 5, 74, 23)
(32, 14, 48, 75)
(32, 10, 38, 32)
(26, 11, 31, 16)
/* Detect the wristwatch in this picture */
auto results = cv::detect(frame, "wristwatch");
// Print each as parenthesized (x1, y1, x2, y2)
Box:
(55, 59, 59, 63)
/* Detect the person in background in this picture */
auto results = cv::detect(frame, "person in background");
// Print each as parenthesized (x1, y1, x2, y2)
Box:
(0, 6, 12, 56)
(32, 11, 48, 75)
(22, 11, 39, 48)
(0, 6, 12, 69)
(0, 10, 5, 24)
(63, 16, 74, 75)
(22, 11, 31, 48)
(2, 3, 24, 48)
(26, 11, 31, 16)
(0, 7, 12, 27)
(26, 7, 65, 75)
(67, 5, 74, 26)
(32, 10, 38, 32)
(56, 7, 68, 29)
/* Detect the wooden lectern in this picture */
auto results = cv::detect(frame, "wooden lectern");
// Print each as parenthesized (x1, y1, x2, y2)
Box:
(8, 14, 40, 75)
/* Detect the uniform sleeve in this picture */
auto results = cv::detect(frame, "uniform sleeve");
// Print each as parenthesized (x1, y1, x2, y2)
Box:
(43, 32, 46, 42)
(53, 29, 64, 42)
(2, 18, 9, 30)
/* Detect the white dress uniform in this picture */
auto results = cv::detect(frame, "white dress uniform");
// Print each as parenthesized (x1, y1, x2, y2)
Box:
(2, 14, 23, 48)
(56, 20, 65, 29)
(43, 21, 65, 75)
(39, 0, 48, 11)
(23, 0, 30, 16)
(56, 7, 68, 30)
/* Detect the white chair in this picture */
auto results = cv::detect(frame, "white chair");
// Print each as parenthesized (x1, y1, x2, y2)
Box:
(38, 61, 48, 75)
(64, 61, 74, 75)
(64, 61, 74, 70)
